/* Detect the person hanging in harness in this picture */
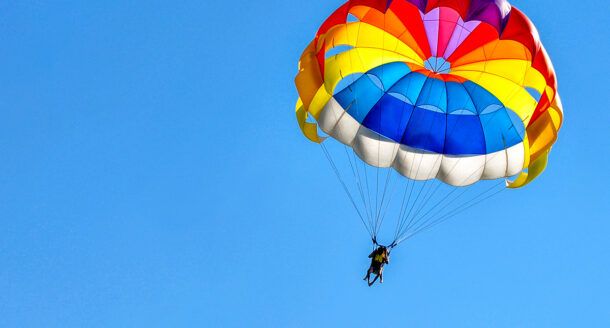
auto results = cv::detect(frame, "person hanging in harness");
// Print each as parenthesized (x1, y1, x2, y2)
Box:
(363, 245, 389, 286)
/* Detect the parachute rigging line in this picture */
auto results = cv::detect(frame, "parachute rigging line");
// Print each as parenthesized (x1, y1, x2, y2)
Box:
(321, 142, 374, 239)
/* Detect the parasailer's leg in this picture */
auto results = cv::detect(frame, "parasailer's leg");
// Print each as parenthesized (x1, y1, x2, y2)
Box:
(379, 267, 384, 283)
(368, 274, 379, 286)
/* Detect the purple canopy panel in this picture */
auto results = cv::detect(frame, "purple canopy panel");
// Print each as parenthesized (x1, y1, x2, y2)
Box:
(466, 0, 511, 33)
(442, 19, 481, 59)
(423, 8, 440, 57)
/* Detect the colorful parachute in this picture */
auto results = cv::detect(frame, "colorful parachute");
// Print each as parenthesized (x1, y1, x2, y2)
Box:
(295, 0, 562, 246)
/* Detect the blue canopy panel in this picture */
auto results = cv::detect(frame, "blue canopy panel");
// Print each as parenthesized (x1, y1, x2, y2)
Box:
(366, 61, 412, 90)
(332, 63, 525, 156)
(446, 82, 477, 114)
(415, 77, 447, 113)
(401, 107, 447, 153)
(334, 73, 384, 122)
(388, 71, 428, 105)
(362, 94, 414, 143)
(463, 81, 502, 114)
(445, 115, 485, 154)
(480, 107, 524, 153)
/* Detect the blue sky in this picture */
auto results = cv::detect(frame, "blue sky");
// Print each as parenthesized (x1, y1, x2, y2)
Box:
(0, 0, 608, 327)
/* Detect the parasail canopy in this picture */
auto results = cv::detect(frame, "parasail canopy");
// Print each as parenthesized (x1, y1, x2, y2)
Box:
(295, 0, 563, 246)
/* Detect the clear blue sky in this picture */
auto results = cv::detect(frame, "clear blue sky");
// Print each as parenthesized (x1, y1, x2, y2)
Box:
(0, 1, 608, 327)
